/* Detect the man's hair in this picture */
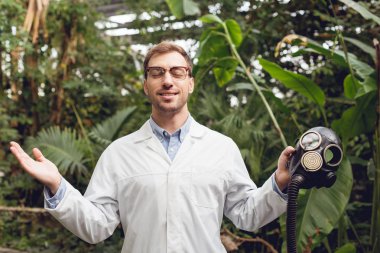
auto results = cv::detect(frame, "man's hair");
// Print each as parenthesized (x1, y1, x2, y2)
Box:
(143, 41, 193, 79)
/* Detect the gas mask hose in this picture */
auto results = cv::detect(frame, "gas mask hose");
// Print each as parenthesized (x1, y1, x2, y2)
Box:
(286, 174, 306, 253)
(285, 126, 343, 253)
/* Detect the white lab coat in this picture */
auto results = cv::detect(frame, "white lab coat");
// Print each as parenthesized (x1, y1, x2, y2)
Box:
(45, 120, 287, 253)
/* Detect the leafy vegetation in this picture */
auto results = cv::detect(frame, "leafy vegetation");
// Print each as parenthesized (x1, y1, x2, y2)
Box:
(0, 0, 378, 252)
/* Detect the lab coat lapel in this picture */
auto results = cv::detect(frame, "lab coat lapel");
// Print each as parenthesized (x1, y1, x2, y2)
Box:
(134, 121, 171, 163)
(173, 120, 206, 162)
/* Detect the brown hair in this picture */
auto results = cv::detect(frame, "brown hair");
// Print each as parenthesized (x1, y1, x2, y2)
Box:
(143, 41, 192, 79)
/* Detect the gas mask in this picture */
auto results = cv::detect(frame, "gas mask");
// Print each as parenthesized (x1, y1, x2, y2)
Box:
(288, 126, 343, 189)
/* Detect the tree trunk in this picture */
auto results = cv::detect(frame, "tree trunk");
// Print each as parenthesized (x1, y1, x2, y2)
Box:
(49, 16, 78, 125)
(24, 45, 40, 135)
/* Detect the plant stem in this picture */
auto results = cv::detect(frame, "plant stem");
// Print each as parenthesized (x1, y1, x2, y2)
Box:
(222, 23, 288, 148)
(70, 101, 96, 168)
(371, 38, 380, 253)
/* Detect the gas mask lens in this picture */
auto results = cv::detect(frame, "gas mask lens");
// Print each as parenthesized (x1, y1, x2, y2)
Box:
(324, 144, 343, 167)
(300, 131, 322, 150)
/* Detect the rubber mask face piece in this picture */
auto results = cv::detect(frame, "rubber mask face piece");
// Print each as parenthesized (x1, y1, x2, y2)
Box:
(289, 127, 343, 189)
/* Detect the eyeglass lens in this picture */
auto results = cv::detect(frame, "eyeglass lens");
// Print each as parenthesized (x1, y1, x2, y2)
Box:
(148, 67, 188, 79)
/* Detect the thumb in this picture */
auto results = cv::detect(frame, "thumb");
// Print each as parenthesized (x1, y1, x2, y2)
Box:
(32, 148, 45, 162)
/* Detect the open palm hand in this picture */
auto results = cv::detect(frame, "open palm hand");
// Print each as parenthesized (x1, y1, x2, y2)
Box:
(10, 141, 62, 194)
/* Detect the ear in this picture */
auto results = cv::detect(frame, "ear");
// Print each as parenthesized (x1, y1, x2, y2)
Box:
(189, 77, 194, 94)
(143, 80, 149, 95)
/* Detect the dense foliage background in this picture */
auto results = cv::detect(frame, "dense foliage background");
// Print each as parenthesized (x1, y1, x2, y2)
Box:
(0, 0, 378, 252)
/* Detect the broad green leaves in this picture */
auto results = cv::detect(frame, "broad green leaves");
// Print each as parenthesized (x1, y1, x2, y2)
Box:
(296, 158, 353, 252)
(165, 0, 200, 19)
(197, 15, 243, 87)
(276, 34, 377, 142)
(197, 14, 288, 146)
(259, 58, 325, 107)
(338, 0, 380, 25)
(332, 92, 376, 140)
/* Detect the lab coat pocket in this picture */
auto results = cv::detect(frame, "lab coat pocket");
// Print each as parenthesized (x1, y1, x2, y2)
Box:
(191, 167, 223, 209)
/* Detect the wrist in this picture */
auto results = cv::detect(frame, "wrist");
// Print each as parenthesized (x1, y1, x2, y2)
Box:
(275, 170, 289, 191)
(47, 176, 61, 195)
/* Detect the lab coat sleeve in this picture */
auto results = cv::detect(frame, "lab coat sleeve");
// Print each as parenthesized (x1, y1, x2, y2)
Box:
(223, 139, 287, 231)
(45, 148, 120, 244)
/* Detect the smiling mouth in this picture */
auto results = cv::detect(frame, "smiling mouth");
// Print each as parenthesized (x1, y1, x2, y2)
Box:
(159, 92, 178, 96)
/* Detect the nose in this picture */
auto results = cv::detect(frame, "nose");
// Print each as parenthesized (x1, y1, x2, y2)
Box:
(162, 71, 174, 87)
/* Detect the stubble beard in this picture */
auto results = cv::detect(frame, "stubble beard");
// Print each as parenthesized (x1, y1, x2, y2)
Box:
(151, 96, 188, 115)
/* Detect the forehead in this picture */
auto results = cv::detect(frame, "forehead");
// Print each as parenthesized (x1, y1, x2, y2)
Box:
(148, 51, 188, 67)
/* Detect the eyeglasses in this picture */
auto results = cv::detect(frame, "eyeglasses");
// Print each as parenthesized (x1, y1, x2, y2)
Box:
(146, 66, 191, 80)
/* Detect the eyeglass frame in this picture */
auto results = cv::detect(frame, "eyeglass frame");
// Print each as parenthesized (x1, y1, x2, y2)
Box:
(145, 66, 192, 80)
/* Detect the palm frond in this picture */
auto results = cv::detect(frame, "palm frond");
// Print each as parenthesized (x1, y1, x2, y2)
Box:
(25, 127, 89, 177)
(89, 106, 137, 147)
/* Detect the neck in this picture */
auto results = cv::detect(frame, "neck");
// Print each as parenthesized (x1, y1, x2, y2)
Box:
(151, 108, 189, 134)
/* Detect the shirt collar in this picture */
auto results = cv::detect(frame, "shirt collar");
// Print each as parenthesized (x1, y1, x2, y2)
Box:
(149, 115, 192, 143)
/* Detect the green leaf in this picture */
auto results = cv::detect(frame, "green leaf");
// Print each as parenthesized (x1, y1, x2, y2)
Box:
(199, 14, 223, 24)
(332, 91, 376, 141)
(296, 157, 353, 251)
(259, 58, 325, 106)
(183, 0, 201, 16)
(334, 242, 356, 253)
(226, 82, 254, 91)
(343, 74, 360, 99)
(298, 39, 374, 79)
(212, 57, 238, 87)
(355, 76, 377, 98)
(197, 30, 229, 65)
(343, 74, 376, 99)
(344, 37, 376, 62)
(225, 19, 243, 47)
(165, 0, 200, 19)
(338, 0, 380, 25)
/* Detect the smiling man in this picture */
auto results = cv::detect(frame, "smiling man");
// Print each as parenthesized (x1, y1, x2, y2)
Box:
(10, 41, 294, 253)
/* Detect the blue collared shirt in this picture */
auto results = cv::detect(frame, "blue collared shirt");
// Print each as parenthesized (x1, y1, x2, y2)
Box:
(149, 115, 192, 161)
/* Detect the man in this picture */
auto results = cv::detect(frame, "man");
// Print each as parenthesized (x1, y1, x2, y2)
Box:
(10, 41, 295, 253)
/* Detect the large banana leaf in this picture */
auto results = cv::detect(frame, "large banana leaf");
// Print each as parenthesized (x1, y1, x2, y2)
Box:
(338, 0, 380, 25)
(295, 157, 353, 251)
(276, 35, 377, 141)
(259, 58, 326, 107)
(25, 127, 89, 177)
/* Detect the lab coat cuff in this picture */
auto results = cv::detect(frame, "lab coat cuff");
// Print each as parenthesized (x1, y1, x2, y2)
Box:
(271, 174, 288, 201)
(44, 177, 67, 209)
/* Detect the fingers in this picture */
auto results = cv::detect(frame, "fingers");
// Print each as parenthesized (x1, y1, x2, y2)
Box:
(32, 148, 45, 162)
(9, 141, 30, 162)
(278, 146, 296, 170)
(282, 146, 296, 157)
(9, 141, 36, 172)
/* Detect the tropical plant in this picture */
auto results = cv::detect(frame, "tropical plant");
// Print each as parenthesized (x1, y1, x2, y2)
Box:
(194, 1, 378, 250)
(24, 106, 137, 182)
